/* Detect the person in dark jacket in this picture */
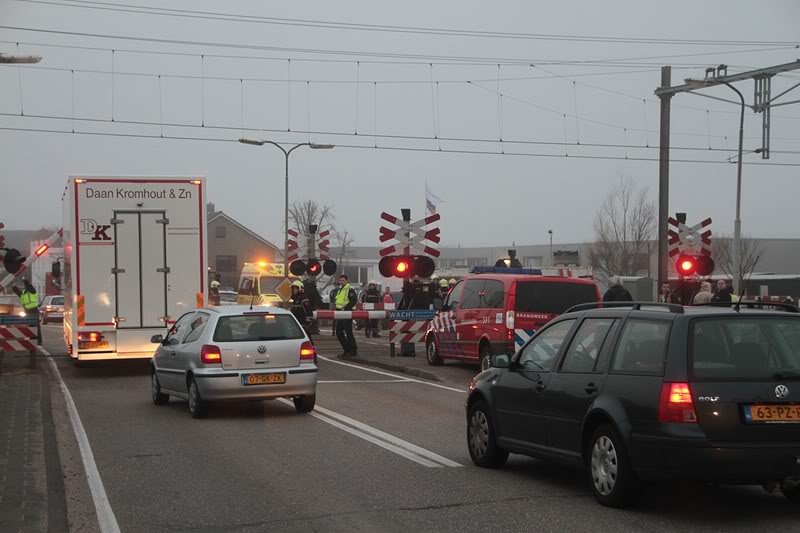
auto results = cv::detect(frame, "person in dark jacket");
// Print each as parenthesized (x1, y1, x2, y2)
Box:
(334, 274, 358, 357)
(362, 280, 382, 337)
(657, 281, 681, 304)
(602, 276, 633, 302)
(711, 279, 733, 303)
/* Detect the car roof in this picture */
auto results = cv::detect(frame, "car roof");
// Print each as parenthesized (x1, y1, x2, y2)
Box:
(198, 304, 291, 316)
(569, 303, 799, 321)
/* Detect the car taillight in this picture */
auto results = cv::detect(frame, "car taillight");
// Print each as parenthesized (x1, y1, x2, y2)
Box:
(45, 305, 53, 311)
(200, 344, 222, 364)
(77, 332, 102, 342)
(658, 382, 697, 423)
(300, 341, 317, 363)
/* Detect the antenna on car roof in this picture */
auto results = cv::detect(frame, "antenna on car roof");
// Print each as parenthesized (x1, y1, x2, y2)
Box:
(734, 255, 759, 313)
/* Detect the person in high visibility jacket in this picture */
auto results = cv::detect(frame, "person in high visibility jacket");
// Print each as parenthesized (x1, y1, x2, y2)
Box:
(335, 274, 358, 357)
(13, 279, 39, 317)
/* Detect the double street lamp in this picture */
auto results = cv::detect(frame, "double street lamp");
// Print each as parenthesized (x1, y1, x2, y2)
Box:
(0, 53, 41, 64)
(238, 138, 334, 276)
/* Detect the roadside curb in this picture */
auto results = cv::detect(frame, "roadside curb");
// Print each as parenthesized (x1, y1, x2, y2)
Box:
(345, 357, 444, 383)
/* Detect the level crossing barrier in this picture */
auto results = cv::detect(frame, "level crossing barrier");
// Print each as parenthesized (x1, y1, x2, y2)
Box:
(0, 315, 41, 367)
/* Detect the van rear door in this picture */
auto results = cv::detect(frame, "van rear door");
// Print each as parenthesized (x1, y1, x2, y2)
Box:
(512, 279, 598, 351)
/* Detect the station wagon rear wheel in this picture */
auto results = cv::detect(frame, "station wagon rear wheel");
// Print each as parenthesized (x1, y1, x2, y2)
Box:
(467, 400, 508, 468)
(589, 425, 637, 507)
(781, 479, 800, 502)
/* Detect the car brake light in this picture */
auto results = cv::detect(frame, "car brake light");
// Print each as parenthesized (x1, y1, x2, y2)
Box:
(200, 344, 222, 364)
(658, 382, 697, 423)
(300, 341, 317, 363)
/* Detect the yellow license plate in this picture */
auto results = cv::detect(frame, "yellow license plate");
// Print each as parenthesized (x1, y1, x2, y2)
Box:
(78, 341, 109, 349)
(242, 373, 286, 386)
(746, 404, 800, 423)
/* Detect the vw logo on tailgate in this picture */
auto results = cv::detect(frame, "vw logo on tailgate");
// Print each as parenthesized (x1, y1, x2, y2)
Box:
(257, 345, 267, 354)
(775, 384, 789, 399)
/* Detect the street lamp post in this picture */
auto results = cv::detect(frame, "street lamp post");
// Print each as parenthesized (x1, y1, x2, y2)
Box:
(239, 138, 334, 276)
(724, 82, 745, 294)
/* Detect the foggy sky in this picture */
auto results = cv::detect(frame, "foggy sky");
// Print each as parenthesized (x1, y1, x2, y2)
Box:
(1, 0, 799, 248)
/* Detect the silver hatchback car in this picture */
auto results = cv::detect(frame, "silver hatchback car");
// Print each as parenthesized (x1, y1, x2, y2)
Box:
(150, 305, 318, 418)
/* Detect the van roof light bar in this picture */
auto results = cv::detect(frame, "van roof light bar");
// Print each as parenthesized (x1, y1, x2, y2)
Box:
(469, 266, 543, 275)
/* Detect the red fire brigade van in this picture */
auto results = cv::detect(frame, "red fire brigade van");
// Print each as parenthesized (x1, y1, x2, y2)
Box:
(425, 267, 600, 370)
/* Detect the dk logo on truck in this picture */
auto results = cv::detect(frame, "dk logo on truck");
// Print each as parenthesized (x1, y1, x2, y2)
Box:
(81, 219, 113, 243)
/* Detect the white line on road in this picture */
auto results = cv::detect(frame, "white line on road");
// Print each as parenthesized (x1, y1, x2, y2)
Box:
(317, 379, 411, 384)
(276, 399, 460, 468)
(39, 347, 121, 533)
(318, 354, 467, 394)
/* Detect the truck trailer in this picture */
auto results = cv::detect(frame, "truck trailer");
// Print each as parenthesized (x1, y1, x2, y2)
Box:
(62, 176, 207, 362)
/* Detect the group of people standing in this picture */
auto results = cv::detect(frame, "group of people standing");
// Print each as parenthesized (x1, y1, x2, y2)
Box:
(602, 276, 747, 305)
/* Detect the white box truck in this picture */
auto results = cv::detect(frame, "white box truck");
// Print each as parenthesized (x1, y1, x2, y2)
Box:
(62, 176, 208, 362)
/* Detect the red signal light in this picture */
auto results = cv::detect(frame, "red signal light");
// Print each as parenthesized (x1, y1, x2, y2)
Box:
(676, 254, 697, 276)
(395, 260, 410, 274)
(306, 260, 321, 275)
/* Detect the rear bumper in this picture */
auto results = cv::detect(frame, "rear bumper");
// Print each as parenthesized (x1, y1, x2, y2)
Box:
(632, 434, 800, 482)
(194, 366, 318, 401)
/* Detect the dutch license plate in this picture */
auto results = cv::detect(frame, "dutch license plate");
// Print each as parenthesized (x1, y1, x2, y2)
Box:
(79, 341, 109, 349)
(241, 373, 286, 386)
(745, 404, 800, 423)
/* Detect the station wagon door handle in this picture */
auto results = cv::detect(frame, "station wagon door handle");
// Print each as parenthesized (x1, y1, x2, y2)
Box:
(535, 380, 546, 392)
(584, 383, 598, 394)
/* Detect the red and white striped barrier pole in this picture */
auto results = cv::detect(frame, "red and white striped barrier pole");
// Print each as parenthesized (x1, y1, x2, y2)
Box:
(313, 310, 389, 320)
(0, 322, 39, 354)
(0, 227, 63, 290)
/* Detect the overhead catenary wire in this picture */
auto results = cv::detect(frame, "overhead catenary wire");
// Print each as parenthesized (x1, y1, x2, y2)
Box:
(3, 124, 798, 167)
(0, 25, 795, 67)
(17, 0, 800, 48)
(6, 110, 800, 155)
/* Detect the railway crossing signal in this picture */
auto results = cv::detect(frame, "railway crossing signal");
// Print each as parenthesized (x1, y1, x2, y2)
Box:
(379, 255, 436, 279)
(668, 214, 715, 277)
(379, 209, 440, 279)
(287, 226, 336, 277)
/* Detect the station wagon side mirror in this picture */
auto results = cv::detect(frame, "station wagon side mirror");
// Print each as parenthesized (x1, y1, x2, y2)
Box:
(491, 354, 511, 369)
(150, 334, 164, 344)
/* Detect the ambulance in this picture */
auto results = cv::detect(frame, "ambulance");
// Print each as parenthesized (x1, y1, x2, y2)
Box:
(237, 262, 296, 306)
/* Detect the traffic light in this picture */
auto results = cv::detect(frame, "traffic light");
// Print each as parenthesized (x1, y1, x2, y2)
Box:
(2, 248, 25, 274)
(379, 255, 436, 279)
(675, 254, 715, 277)
(289, 258, 337, 277)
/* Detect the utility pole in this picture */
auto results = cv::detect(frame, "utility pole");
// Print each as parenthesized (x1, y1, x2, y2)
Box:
(654, 60, 800, 293)
(657, 66, 671, 290)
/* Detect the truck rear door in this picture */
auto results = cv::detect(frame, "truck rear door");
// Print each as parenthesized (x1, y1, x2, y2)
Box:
(113, 211, 168, 329)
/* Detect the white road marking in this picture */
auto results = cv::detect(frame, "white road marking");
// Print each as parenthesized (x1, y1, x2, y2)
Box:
(318, 354, 467, 394)
(275, 399, 450, 467)
(38, 346, 121, 533)
(313, 404, 462, 468)
(317, 379, 411, 384)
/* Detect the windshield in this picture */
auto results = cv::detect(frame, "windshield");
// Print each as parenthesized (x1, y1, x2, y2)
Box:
(213, 314, 304, 342)
(219, 292, 238, 303)
(691, 317, 800, 380)
(515, 281, 597, 314)
(259, 276, 284, 295)
(51, 296, 64, 305)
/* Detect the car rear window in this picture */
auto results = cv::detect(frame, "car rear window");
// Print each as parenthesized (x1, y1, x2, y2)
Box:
(691, 317, 800, 380)
(51, 296, 64, 305)
(515, 281, 597, 314)
(213, 314, 304, 342)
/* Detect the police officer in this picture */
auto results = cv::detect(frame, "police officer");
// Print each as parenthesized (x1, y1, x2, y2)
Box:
(335, 274, 358, 357)
(362, 280, 382, 338)
(14, 279, 39, 320)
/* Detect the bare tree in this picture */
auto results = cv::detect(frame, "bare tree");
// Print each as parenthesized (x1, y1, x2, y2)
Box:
(712, 234, 763, 283)
(587, 175, 657, 282)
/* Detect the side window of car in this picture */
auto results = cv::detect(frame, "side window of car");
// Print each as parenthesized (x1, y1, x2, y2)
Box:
(444, 281, 464, 309)
(611, 319, 671, 375)
(182, 313, 210, 345)
(518, 319, 576, 371)
(560, 318, 617, 373)
(460, 280, 484, 310)
(481, 280, 505, 309)
(165, 312, 196, 346)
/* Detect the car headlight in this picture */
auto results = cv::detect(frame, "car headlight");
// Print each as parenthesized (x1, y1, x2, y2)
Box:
(18, 311, 26, 317)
